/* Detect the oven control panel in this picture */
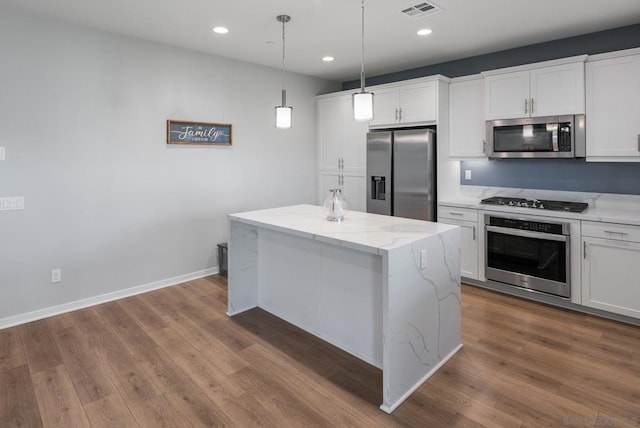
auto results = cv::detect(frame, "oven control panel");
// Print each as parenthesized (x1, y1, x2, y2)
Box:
(488, 216, 566, 235)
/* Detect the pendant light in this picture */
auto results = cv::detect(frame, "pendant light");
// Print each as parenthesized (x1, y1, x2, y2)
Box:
(353, 0, 373, 121)
(275, 14, 293, 129)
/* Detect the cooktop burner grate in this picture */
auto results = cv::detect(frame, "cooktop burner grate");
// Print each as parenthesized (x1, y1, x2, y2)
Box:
(480, 197, 588, 213)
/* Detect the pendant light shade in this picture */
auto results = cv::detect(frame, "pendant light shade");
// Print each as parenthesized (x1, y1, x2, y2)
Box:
(275, 15, 293, 129)
(353, 92, 373, 121)
(353, 0, 373, 121)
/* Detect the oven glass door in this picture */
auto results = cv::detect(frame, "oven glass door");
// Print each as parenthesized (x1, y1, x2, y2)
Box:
(486, 228, 567, 283)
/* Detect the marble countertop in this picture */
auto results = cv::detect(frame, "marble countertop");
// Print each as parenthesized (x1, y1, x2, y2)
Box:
(229, 204, 457, 255)
(439, 197, 640, 226)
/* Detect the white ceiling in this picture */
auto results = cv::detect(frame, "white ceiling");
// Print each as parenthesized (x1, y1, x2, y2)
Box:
(2, 0, 640, 82)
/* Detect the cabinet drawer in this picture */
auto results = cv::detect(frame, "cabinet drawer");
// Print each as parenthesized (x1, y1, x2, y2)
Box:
(438, 206, 478, 222)
(582, 221, 640, 242)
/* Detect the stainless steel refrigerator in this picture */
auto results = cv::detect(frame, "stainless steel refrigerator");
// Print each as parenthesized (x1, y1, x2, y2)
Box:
(366, 128, 436, 221)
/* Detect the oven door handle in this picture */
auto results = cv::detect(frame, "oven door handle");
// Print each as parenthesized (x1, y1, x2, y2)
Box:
(486, 225, 569, 242)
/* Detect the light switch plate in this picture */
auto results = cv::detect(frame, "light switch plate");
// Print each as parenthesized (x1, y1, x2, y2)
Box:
(464, 170, 472, 180)
(0, 146, 5, 161)
(0, 197, 24, 211)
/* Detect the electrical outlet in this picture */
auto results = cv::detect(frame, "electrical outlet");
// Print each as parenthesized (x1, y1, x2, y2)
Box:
(51, 269, 62, 284)
(464, 170, 472, 180)
(420, 250, 427, 269)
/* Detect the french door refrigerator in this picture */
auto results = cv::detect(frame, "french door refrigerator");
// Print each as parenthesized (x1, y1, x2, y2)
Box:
(366, 128, 436, 221)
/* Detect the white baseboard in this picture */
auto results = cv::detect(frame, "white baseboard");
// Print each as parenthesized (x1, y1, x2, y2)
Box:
(0, 267, 219, 330)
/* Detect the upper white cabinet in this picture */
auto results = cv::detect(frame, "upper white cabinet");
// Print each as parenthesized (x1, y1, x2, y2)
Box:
(370, 78, 443, 127)
(483, 56, 586, 120)
(449, 76, 486, 158)
(586, 49, 640, 161)
(317, 94, 369, 172)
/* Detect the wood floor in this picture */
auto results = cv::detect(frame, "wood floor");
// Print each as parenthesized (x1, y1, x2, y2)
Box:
(2, 277, 639, 427)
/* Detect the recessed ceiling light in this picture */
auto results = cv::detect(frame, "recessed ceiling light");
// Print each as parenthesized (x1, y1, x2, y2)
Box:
(322, 56, 334, 62)
(213, 27, 229, 34)
(417, 28, 433, 36)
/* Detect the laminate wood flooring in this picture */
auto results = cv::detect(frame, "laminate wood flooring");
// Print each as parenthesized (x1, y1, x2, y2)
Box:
(2, 277, 639, 427)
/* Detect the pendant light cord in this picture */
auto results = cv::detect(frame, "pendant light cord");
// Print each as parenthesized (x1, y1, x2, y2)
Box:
(360, 0, 366, 92)
(281, 17, 287, 105)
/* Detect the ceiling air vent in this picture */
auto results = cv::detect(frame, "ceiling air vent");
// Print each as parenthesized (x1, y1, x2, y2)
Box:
(400, 1, 442, 19)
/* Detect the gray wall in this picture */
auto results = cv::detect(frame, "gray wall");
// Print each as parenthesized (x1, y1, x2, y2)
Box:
(343, 23, 640, 88)
(460, 160, 640, 195)
(0, 7, 338, 324)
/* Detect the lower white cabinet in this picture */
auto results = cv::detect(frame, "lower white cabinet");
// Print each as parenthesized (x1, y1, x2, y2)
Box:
(438, 206, 479, 280)
(319, 172, 366, 213)
(582, 221, 640, 319)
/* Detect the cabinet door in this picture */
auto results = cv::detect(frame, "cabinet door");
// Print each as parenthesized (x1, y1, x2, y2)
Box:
(342, 174, 366, 213)
(586, 55, 640, 160)
(342, 114, 369, 171)
(437, 218, 479, 280)
(582, 237, 640, 318)
(449, 79, 486, 158)
(318, 172, 340, 205)
(530, 62, 585, 116)
(484, 71, 530, 120)
(399, 82, 437, 124)
(370, 88, 400, 126)
(318, 96, 347, 171)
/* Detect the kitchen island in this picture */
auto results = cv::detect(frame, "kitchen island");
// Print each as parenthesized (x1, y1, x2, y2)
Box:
(227, 204, 461, 413)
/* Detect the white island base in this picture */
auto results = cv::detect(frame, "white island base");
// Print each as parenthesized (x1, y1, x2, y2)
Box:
(227, 205, 461, 413)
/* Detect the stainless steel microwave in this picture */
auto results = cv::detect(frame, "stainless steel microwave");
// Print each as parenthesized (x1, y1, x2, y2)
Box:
(486, 114, 585, 159)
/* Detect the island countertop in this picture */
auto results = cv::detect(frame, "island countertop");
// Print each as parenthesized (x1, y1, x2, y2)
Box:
(229, 204, 457, 255)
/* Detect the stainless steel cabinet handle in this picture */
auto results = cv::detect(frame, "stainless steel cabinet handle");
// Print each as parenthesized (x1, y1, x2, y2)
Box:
(524, 99, 529, 115)
(583, 241, 587, 259)
(395, 108, 399, 121)
(604, 230, 629, 236)
(472, 226, 477, 241)
(399, 108, 403, 122)
(530, 98, 535, 114)
(448, 212, 464, 216)
(482, 140, 487, 154)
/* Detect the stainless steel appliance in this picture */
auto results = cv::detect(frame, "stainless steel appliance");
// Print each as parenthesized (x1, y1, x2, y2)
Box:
(486, 114, 585, 159)
(481, 196, 588, 213)
(366, 128, 436, 221)
(484, 214, 571, 298)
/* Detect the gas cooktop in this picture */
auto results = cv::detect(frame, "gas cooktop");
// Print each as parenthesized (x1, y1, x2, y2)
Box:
(480, 197, 589, 213)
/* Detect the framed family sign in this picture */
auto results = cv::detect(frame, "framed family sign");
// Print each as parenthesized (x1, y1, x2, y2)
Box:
(167, 120, 232, 145)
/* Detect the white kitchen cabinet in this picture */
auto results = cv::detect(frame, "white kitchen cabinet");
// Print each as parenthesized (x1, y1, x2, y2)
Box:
(483, 57, 586, 120)
(370, 79, 441, 127)
(449, 76, 486, 158)
(319, 172, 366, 213)
(317, 94, 369, 172)
(317, 93, 369, 210)
(582, 221, 640, 319)
(586, 50, 640, 161)
(438, 206, 479, 280)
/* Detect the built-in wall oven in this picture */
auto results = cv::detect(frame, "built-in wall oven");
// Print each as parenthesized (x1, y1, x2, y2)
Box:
(485, 214, 571, 298)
